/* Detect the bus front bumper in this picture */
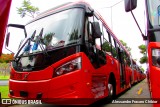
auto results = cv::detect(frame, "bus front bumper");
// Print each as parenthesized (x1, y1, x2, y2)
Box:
(8, 77, 94, 105)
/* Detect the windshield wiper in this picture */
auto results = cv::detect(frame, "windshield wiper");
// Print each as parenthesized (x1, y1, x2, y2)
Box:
(31, 30, 36, 40)
(14, 28, 52, 64)
(35, 28, 49, 57)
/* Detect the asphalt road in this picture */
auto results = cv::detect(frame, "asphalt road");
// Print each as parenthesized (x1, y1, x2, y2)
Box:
(0, 80, 8, 86)
(95, 78, 153, 107)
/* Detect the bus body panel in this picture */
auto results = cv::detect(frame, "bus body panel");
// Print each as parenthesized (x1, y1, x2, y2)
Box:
(148, 42, 160, 98)
(0, 0, 12, 55)
(8, 1, 143, 105)
(9, 52, 109, 104)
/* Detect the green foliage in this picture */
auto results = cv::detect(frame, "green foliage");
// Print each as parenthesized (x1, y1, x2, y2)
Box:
(0, 86, 9, 98)
(138, 44, 148, 64)
(43, 33, 54, 46)
(0, 54, 14, 63)
(17, 0, 39, 18)
(102, 41, 111, 52)
(69, 29, 79, 41)
(120, 40, 131, 53)
(139, 66, 145, 72)
(0, 63, 9, 68)
(138, 44, 146, 54)
(139, 55, 148, 64)
(0, 75, 10, 80)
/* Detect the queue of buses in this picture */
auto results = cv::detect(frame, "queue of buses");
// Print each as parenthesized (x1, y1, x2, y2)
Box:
(125, 1, 160, 107)
(3, 1, 146, 105)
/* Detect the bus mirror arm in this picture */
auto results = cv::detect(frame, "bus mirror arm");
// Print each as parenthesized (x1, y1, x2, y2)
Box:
(130, 11, 147, 40)
(8, 24, 27, 38)
(124, 0, 147, 40)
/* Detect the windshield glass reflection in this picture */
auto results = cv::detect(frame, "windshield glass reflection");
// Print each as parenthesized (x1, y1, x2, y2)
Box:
(147, 0, 160, 27)
(17, 8, 83, 57)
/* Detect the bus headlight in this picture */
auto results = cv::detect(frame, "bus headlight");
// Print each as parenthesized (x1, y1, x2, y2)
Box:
(54, 57, 82, 77)
(152, 48, 160, 67)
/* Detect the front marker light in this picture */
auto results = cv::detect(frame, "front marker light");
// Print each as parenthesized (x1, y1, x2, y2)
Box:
(152, 48, 160, 67)
(55, 57, 81, 77)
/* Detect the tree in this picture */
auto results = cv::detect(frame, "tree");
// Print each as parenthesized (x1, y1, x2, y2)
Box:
(139, 55, 148, 64)
(102, 41, 111, 52)
(138, 44, 148, 64)
(17, 0, 39, 18)
(120, 40, 131, 53)
(139, 44, 146, 54)
(139, 66, 145, 72)
(0, 53, 14, 63)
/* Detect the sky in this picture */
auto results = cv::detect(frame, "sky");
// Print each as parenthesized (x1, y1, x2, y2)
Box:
(4, 0, 147, 70)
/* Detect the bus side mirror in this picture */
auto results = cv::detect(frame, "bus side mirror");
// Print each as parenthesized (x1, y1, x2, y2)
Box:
(124, 0, 137, 12)
(6, 32, 10, 47)
(92, 22, 102, 38)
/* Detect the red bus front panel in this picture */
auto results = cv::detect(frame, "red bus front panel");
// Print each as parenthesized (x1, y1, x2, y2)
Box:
(148, 42, 160, 98)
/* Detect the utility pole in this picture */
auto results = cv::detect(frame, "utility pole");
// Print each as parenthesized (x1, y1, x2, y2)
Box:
(100, 0, 123, 30)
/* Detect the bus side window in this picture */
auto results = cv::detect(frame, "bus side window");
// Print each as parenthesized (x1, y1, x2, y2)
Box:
(95, 19, 103, 49)
(126, 55, 131, 67)
(123, 52, 127, 64)
(85, 19, 89, 42)
(95, 19, 106, 65)
(89, 15, 106, 66)
(88, 21, 96, 59)
(102, 26, 112, 55)
(110, 36, 118, 58)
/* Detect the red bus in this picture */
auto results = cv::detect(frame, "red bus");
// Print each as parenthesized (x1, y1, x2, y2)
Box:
(0, 0, 12, 55)
(131, 60, 145, 84)
(125, 0, 160, 106)
(7, 1, 137, 105)
(131, 60, 139, 83)
(136, 65, 146, 82)
(146, 0, 160, 99)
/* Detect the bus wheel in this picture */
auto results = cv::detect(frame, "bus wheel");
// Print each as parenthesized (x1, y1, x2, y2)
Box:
(108, 83, 114, 98)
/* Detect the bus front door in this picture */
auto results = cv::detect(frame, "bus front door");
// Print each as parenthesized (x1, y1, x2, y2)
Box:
(118, 48, 126, 88)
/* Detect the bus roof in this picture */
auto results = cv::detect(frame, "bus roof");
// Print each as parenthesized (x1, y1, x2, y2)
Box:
(27, 1, 89, 24)
(27, 1, 131, 57)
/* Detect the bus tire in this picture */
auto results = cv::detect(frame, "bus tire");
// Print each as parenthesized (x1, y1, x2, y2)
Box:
(108, 83, 114, 98)
(108, 74, 116, 100)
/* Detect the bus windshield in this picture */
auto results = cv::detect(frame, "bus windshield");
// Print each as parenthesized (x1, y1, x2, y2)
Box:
(13, 8, 84, 72)
(147, 0, 160, 27)
(17, 8, 83, 57)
